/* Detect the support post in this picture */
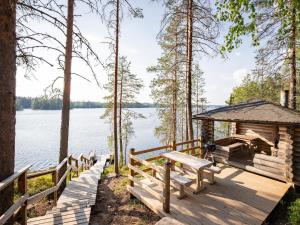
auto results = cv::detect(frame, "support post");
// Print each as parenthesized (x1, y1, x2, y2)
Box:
(129, 148, 135, 199)
(52, 170, 58, 206)
(172, 140, 176, 151)
(198, 138, 202, 158)
(76, 159, 79, 177)
(68, 156, 72, 181)
(18, 171, 27, 225)
(163, 161, 171, 213)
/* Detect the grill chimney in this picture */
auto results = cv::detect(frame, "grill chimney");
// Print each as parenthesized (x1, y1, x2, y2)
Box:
(280, 90, 289, 108)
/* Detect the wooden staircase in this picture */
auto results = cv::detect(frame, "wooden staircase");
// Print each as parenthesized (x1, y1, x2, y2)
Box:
(27, 154, 110, 225)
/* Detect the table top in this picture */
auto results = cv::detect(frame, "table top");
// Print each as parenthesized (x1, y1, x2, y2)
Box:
(232, 134, 259, 141)
(162, 151, 213, 171)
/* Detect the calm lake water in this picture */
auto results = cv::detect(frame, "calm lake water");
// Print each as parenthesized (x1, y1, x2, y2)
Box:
(15, 108, 161, 171)
(15, 107, 225, 171)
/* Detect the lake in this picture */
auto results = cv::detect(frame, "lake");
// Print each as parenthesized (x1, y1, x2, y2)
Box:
(15, 108, 161, 171)
(15, 107, 225, 171)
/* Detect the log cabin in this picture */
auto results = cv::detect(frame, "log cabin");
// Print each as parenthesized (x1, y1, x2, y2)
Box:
(193, 99, 300, 186)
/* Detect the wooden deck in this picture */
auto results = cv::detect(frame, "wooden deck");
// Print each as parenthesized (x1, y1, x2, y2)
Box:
(27, 154, 110, 225)
(128, 164, 291, 225)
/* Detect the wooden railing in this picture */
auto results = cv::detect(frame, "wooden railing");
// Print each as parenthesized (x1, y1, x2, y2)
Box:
(128, 148, 171, 213)
(0, 153, 94, 225)
(128, 139, 201, 213)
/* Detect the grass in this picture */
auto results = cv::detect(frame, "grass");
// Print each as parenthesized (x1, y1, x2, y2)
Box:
(289, 198, 300, 225)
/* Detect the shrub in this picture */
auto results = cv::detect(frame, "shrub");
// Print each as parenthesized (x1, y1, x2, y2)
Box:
(289, 198, 300, 225)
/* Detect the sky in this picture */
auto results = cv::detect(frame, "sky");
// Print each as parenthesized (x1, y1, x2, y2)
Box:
(16, 0, 258, 105)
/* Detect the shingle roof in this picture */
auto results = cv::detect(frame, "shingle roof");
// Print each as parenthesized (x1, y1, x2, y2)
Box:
(193, 100, 300, 125)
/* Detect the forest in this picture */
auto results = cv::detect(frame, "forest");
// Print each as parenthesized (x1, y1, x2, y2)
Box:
(16, 96, 155, 110)
(1, 0, 300, 225)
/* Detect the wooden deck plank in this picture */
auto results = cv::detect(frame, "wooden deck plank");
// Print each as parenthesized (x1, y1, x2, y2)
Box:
(27, 154, 108, 225)
(155, 217, 187, 225)
(129, 165, 290, 225)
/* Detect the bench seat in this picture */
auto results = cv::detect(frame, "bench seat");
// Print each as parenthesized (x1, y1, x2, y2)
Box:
(203, 165, 222, 184)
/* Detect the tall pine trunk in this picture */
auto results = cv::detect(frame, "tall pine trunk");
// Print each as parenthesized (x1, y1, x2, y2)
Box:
(172, 29, 178, 143)
(113, 0, 120, 175)
(0, 1, 16, 222)
(289, 3, 297, 110)
(187, 0, 194, 142)
(185, 0, 189, 141)
(119, 75, 123, 166)
(59, 0, 74, 164)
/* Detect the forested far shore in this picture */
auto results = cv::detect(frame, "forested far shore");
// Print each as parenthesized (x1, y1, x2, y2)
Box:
(16, 96, 157, 111)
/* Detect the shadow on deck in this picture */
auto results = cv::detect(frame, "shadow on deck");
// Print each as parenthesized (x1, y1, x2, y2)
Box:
(128, 165, 291, 225)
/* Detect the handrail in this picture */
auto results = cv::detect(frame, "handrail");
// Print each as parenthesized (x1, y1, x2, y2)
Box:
(175, 139, 200, 146)
(132, 145, 171, 155)
(0, 193, 29, 224)
(0, 165, 31, 192)
(0, 152, 96, 224)
(56, 157, 68, 172)
(128, 148, 171, 213)
(27, 168, 55, 179)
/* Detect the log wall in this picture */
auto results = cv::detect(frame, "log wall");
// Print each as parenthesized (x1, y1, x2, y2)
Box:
(237, 123, 277, 146)
(278, 126, 294, 182)
(293, 126, 300, 185)
(201, 120, 214, 144)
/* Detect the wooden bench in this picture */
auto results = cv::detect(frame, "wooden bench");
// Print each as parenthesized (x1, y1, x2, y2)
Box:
(203, 165, 221, 184)
(170, 171, 193, 199)
(156, 167, 193, 199)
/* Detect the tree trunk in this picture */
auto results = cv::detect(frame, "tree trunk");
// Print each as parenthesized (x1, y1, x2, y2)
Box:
(187, 0, 194, 142)
(0, 1, 16, 223)
(185, 0, 189, 142)
(172, 28, 178, 143)
(119, 75, 123, 166)
(59, 0, 74, 164)
(289, 4, 297, 110)
(113, 0, 120, 175)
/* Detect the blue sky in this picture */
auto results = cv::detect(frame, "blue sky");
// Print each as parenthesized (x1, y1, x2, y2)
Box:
(16, 0, 258, 105)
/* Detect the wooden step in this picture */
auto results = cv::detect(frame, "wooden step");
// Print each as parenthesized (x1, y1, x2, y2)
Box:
(28, 208, 91, 225)
(47, 204, 88, 214)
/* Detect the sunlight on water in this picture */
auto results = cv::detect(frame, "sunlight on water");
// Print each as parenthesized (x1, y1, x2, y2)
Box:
(15, 108, 161, 171)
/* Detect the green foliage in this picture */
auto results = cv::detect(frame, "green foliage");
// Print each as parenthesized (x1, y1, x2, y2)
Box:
(228, 74, 280, 105)
(102, 56, 144, 165)
(32, 96, 62, 110)
(14, 174, 53, 203)
(216, 0, 300, 54)
(103, 164, 129, 177)
(289, 198, 300, 225)
(216, 0, 258, 53)
(16, 96, 154, 111)
(27, 174, 53, 196)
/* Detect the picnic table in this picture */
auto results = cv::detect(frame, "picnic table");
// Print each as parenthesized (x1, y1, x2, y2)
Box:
(231, 134, 260, 155)
(162, 151, 213, 193)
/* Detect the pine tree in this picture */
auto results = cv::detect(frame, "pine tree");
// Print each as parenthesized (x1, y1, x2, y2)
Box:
(102, 56, 144, 166)
(0, 1, 17, 222)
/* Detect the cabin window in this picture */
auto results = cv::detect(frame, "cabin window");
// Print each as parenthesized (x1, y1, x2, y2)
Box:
(214, 121, 230, 140)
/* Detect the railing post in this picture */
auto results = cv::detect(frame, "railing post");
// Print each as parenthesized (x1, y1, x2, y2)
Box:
(18, 171, 28, 225)
(129, 148, 135, 199)
(172, 140, 176, 151)
(198, 138, 202, 158)
(68, 156, 72, 181)
(52, 170, 58, 206)
(163, 161, 171, 213)
(80, 155, 84, 171)
(76, 159, 79, 177)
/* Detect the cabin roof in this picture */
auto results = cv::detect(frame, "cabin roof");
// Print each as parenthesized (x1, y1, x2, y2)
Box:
(193, 100, 300, 125)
